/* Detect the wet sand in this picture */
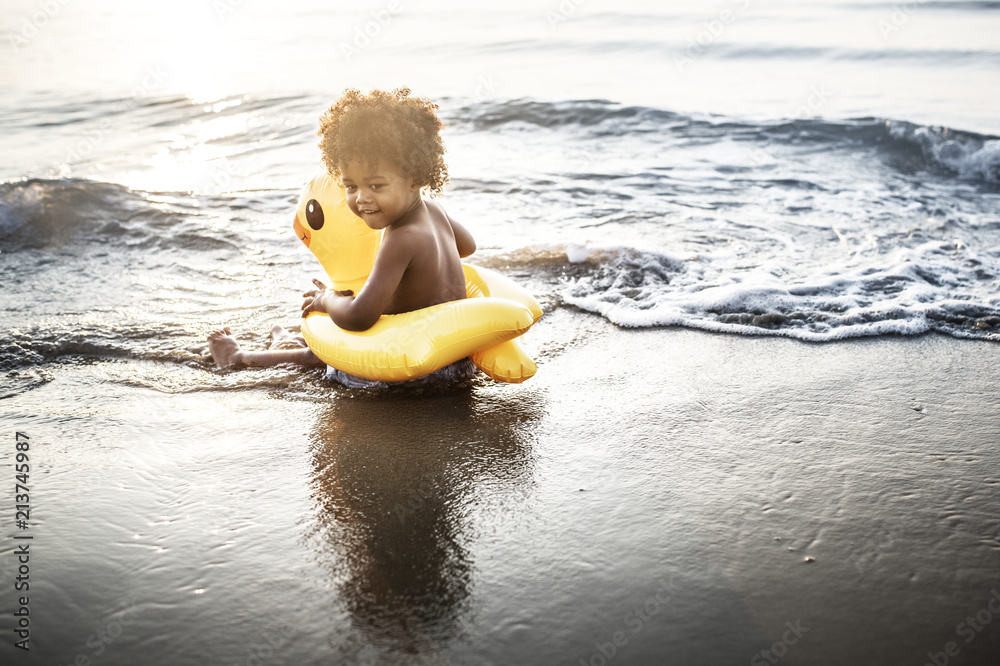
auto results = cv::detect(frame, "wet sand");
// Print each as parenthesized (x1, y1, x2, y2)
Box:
(2, 324, 999, 665)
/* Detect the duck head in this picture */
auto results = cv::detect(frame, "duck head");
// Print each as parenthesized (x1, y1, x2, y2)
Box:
(293, 173, 383, 294)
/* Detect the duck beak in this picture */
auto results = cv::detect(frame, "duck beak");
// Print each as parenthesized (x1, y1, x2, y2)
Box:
(293, 214, 310, 247)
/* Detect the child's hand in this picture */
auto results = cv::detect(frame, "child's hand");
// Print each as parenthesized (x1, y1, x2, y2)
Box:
(301, 279, 353, 318)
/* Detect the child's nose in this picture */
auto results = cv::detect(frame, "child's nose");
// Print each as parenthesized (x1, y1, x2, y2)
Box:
(356, 189, 372, 203)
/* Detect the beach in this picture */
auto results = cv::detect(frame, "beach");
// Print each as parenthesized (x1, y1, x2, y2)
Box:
(3, 0, 1000, 663)
(3, 324, 1000, 664)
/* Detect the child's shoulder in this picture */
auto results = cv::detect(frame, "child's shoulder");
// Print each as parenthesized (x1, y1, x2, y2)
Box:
(382, 201, 455, 257)
(382, 202, 435, 245)
(421, 197, 447, 216)
(397, 199, 449, 230)
(421, 199, 456, 228)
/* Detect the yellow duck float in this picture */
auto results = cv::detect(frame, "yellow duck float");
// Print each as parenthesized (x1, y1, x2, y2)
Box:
(292, 174, 542, 383)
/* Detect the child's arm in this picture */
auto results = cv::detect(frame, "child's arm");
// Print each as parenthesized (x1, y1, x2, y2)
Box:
(431, 200, 476, 258)
(451, 218, 476, 258)
(302, 234, 413, 331)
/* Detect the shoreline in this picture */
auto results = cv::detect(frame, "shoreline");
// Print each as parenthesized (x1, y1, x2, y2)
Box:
(2, 327, 999, 665)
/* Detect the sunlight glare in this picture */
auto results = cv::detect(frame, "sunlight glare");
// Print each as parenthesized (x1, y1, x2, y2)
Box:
(151, 0, 237, 103)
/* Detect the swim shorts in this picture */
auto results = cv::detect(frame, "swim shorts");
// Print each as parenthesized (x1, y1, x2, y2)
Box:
(325, 357, 479, 390)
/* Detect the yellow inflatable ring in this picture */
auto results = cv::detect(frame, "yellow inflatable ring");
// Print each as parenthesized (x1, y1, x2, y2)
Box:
(293, 174, 542, 383)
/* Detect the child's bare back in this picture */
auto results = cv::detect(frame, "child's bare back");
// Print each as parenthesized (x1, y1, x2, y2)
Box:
(373, 198, 475, 316)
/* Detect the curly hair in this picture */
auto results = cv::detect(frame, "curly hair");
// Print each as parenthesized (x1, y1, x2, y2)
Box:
(317, 88, 449, 197)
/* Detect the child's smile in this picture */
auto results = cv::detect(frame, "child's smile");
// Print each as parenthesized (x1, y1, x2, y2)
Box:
(341, 160, 421, 230)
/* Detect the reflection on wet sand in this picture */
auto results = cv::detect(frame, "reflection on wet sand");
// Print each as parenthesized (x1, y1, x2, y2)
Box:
(305, 386, 542, 662)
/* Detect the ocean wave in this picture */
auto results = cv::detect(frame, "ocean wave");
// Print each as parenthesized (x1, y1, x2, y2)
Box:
(749, 118, 1000, 184)
(451, 98, 683, 132)
(0, 178, 146, 249)
(852, 1, 1000, 9)
(0, 178, 268, 252)
(542, 244, 1000, 342)
(885, 122, 1000, 182)
(452, 99, 1000, 184)
(711, 44, 1000, 66)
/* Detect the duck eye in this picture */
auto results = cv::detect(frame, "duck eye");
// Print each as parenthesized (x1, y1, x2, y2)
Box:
(305, 199, 324, 230)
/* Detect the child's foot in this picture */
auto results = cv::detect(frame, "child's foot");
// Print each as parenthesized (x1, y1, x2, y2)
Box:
(207, 327, 243, 368)
(268, 324, 307, 350)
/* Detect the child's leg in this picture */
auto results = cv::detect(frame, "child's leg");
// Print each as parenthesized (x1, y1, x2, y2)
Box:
(207, 327, 324, 369)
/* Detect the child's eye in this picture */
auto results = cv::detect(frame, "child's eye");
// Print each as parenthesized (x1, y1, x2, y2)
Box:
(370, 184, 384, 190)
(344, 185, 356, 192)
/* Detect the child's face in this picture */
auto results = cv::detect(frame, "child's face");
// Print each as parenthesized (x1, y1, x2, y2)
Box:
(340, 160, 421, 230)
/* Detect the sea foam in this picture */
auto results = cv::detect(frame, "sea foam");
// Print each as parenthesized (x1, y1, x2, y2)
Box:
(560, 243, 1000, 342)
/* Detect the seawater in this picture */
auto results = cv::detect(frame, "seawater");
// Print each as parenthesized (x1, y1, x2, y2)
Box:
(2, 0, 1000, 399)
(3, 3, 1000, 665)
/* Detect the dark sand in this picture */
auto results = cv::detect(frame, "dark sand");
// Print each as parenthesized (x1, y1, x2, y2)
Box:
(2, 324, 999, 665)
